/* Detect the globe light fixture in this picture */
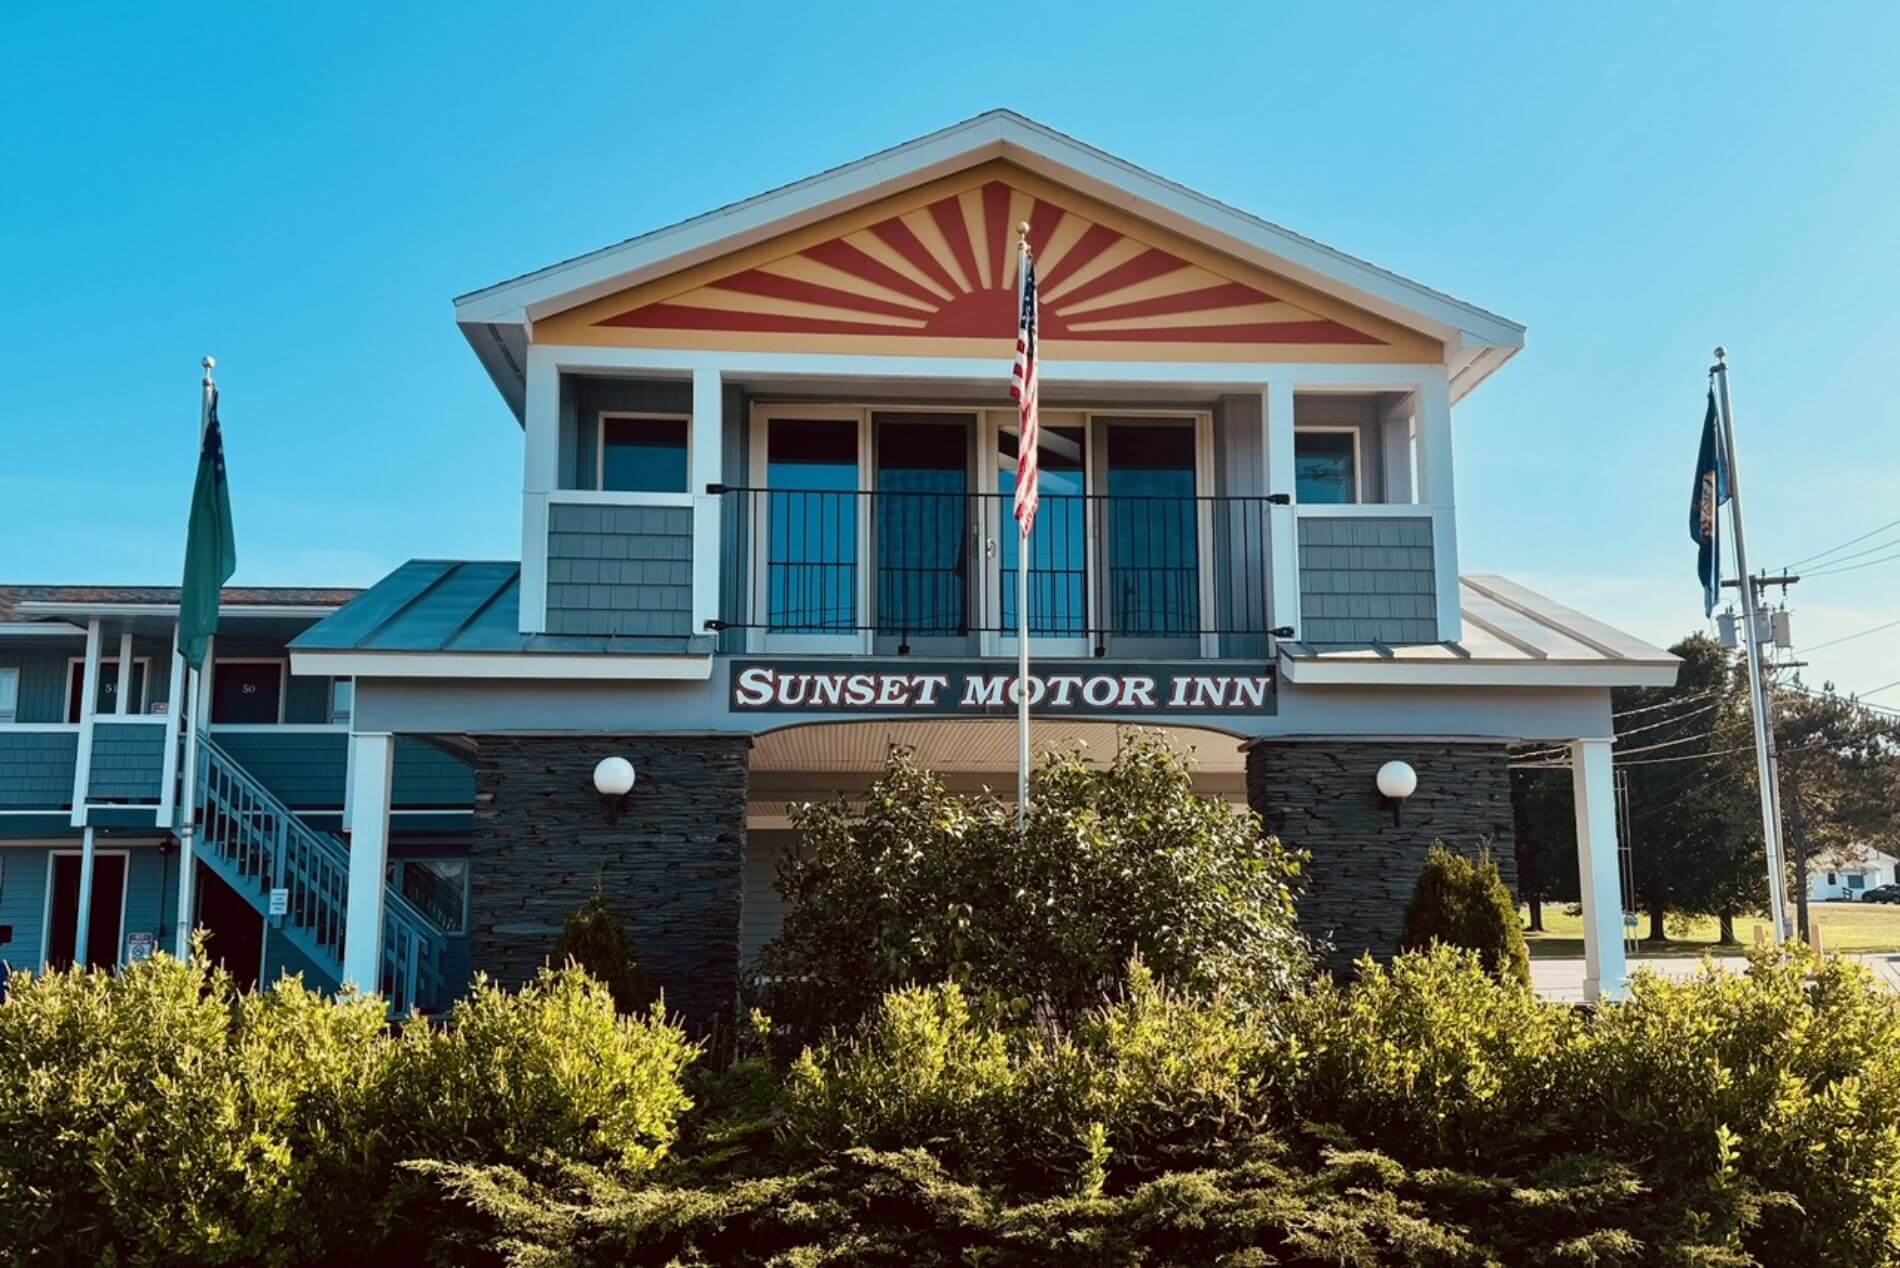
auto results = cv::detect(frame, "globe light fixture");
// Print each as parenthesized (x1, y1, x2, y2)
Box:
(593, 756, 636, 822)
(1375, 760, 1417, 826)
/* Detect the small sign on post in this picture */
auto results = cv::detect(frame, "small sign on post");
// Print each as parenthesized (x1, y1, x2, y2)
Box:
(268, 888, 289, 918)
(126, 932, 156, 963)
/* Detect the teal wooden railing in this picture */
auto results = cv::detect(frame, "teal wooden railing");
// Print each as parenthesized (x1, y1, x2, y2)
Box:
(193, 736, 445, 1014)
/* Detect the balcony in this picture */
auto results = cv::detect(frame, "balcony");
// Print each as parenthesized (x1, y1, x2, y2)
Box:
(714, 487, 1281, 659)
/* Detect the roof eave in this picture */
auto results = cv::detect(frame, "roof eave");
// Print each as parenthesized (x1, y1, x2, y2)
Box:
(454, 109, 1525, 417)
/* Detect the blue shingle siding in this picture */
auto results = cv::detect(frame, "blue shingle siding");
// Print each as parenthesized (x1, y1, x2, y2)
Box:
(0, 647, 81, 722)
(0, 731, 78, 807)
(545, 504, 695, 637)
(213, 731, 347, 807)
(86, 723, 165, 801)
(393, 739, 476, 807)
(1297, 515, 1438, 645)
(0, 844, 171, 973)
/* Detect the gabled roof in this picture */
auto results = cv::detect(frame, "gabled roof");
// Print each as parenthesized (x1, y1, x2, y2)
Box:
(1278, 575, 1679, 688)
(455, 110, 1524, 418)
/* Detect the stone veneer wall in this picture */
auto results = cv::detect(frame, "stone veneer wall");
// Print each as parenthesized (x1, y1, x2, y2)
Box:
(469, 734, 750, 1034)
(1246, 740, 1517, 973)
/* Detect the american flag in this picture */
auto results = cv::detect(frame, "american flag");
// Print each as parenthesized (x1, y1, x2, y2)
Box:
(1010, 248, 1040, 535)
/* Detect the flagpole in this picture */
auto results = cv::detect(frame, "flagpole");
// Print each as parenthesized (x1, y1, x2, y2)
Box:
(174, 355, 215, 958)
(1711, 347, 1789, 943)
(1016, 228, 1032, 832)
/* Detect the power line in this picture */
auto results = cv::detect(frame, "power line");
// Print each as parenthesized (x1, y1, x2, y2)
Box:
(1785, 514, 1900, 570)
(1804, 546, 1900, 579)
(1798, 616, 1900, 655)
(1613, 690, 1720, 719)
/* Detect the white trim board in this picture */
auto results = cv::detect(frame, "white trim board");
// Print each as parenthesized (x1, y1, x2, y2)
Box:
(1277, 658, 1679, 689)
(453, 111, 1522, 378)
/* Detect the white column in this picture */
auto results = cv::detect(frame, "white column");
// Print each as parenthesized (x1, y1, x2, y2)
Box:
(1415, 370, 1462, 642)
(690, 367, 725, 635)
(156, 623, 186, 825)
(1263, 382, 1300, 642)
(74, 826, 97, 968)
(1570, 737, 1628, 1003)
(114, 630, 133, 713)
(341, 731, 395, 993)
(519, 350, 560, 635)
(69, 618, 102, 827)
(1381, 395, 1416, 504)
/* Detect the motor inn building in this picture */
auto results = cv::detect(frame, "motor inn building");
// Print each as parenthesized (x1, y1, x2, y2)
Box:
(0, 112, 1676, 1024)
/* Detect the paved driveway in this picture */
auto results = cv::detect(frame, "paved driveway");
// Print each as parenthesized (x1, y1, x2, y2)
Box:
(1532, 953, 1900, 1003)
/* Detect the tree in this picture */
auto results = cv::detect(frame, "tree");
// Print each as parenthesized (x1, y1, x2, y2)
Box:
(1614, 635, 1766, 943)
(1398, 844, 1532, 985)
(1510, 767, 1579, 932)
(754, 735, 1310, 1037)
(551, 886, 655, 1015)
(1774, 684, 1900, 938)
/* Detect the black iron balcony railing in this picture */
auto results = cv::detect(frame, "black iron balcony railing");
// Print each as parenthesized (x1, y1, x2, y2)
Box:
(713, 487, 1281, 653)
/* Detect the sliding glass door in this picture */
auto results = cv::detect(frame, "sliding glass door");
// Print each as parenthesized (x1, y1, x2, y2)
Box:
(754, 411, 867, 651)
(874, 414, 972, 648)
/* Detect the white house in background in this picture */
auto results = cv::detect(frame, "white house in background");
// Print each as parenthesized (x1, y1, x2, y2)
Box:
(1808, 847, 1900, 902)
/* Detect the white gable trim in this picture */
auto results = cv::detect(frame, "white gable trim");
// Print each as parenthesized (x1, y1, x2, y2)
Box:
(454, 111, 1524, 413)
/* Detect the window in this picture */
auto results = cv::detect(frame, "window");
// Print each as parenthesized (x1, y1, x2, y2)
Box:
(67, 659, 149, 722)
(386, 857, 467, 933)
(329, 678, 354, 726)
(875, 416, 970, 637)
(1295, 430, 1359, 504)
(1105, 421, 1200, 636)
(599, 414, 688, 493)
(210, 661, 284, 724)
(765, 417, 860, 633)
(1848, 873, 1867, 890)
(0, 668, 17, 723)
(997, 420, 1088, 637)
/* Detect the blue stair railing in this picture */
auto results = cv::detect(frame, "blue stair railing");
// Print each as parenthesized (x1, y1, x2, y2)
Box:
(192, 736, 446, 1014)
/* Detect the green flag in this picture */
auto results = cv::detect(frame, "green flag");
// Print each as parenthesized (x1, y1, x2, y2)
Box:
(179, 387, 236, 670)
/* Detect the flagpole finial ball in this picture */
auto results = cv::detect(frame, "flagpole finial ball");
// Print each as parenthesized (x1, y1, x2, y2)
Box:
(1713, 346, 1726, 362)
(1018, 220, 1030, 239)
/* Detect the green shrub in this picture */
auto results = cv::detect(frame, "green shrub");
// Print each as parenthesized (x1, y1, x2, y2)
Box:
(783, 961, 1280, 1196)
(757, 735, 1309, 1038)
(385, 965, 697, 1178)
(1398, 843, 1530, 986)
(1288, 944, 1577, 1164)
(1579, 949, 1900, 1267)
(781, 981, 1019, 1181)
(0, 949, 391, 1267)
(551, 885, 655, 1015)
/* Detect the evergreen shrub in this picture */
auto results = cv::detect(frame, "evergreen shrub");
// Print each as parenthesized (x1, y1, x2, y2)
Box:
(1397, 843, 1531, 985)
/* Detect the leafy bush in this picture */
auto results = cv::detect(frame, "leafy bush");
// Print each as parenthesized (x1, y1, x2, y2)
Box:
(550, 886, 654, 1015)
(1398, 843, 1530, 985)
(783, 961, 1280, 1196)
(0, 948, 392, 1266)
(757, 735, 1309, 1037)
(1287, 944, 1578, 1163)
(0, 953, 698, 1267)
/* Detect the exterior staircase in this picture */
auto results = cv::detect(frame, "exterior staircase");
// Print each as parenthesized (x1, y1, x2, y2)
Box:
(191, 736, 446, 1013)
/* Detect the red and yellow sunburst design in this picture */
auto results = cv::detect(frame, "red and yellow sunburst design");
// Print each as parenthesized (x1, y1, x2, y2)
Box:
(593, 179, 1385, 348)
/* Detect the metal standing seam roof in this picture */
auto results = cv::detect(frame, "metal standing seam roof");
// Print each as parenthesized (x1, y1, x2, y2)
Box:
(288, 559, 700, 655)
(1279, 574, 1679, 670)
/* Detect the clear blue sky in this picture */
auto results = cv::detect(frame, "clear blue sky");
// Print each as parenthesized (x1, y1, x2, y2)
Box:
(4, 4, 1897, 695)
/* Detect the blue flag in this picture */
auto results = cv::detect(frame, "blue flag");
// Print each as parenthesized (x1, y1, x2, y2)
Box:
(1690, 389, 1728, 617)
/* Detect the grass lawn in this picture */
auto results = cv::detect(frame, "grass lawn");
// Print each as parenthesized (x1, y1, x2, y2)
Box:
(1521, 901, 1900, 958)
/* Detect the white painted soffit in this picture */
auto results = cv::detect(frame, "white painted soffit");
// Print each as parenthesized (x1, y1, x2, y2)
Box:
(287, 649, 714, 682)
(454, 110, 1524, 410)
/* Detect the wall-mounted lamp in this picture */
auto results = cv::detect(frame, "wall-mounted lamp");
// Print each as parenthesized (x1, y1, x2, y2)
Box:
(1375, 760, 1417, 826)
(593, 757, 637, 823)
